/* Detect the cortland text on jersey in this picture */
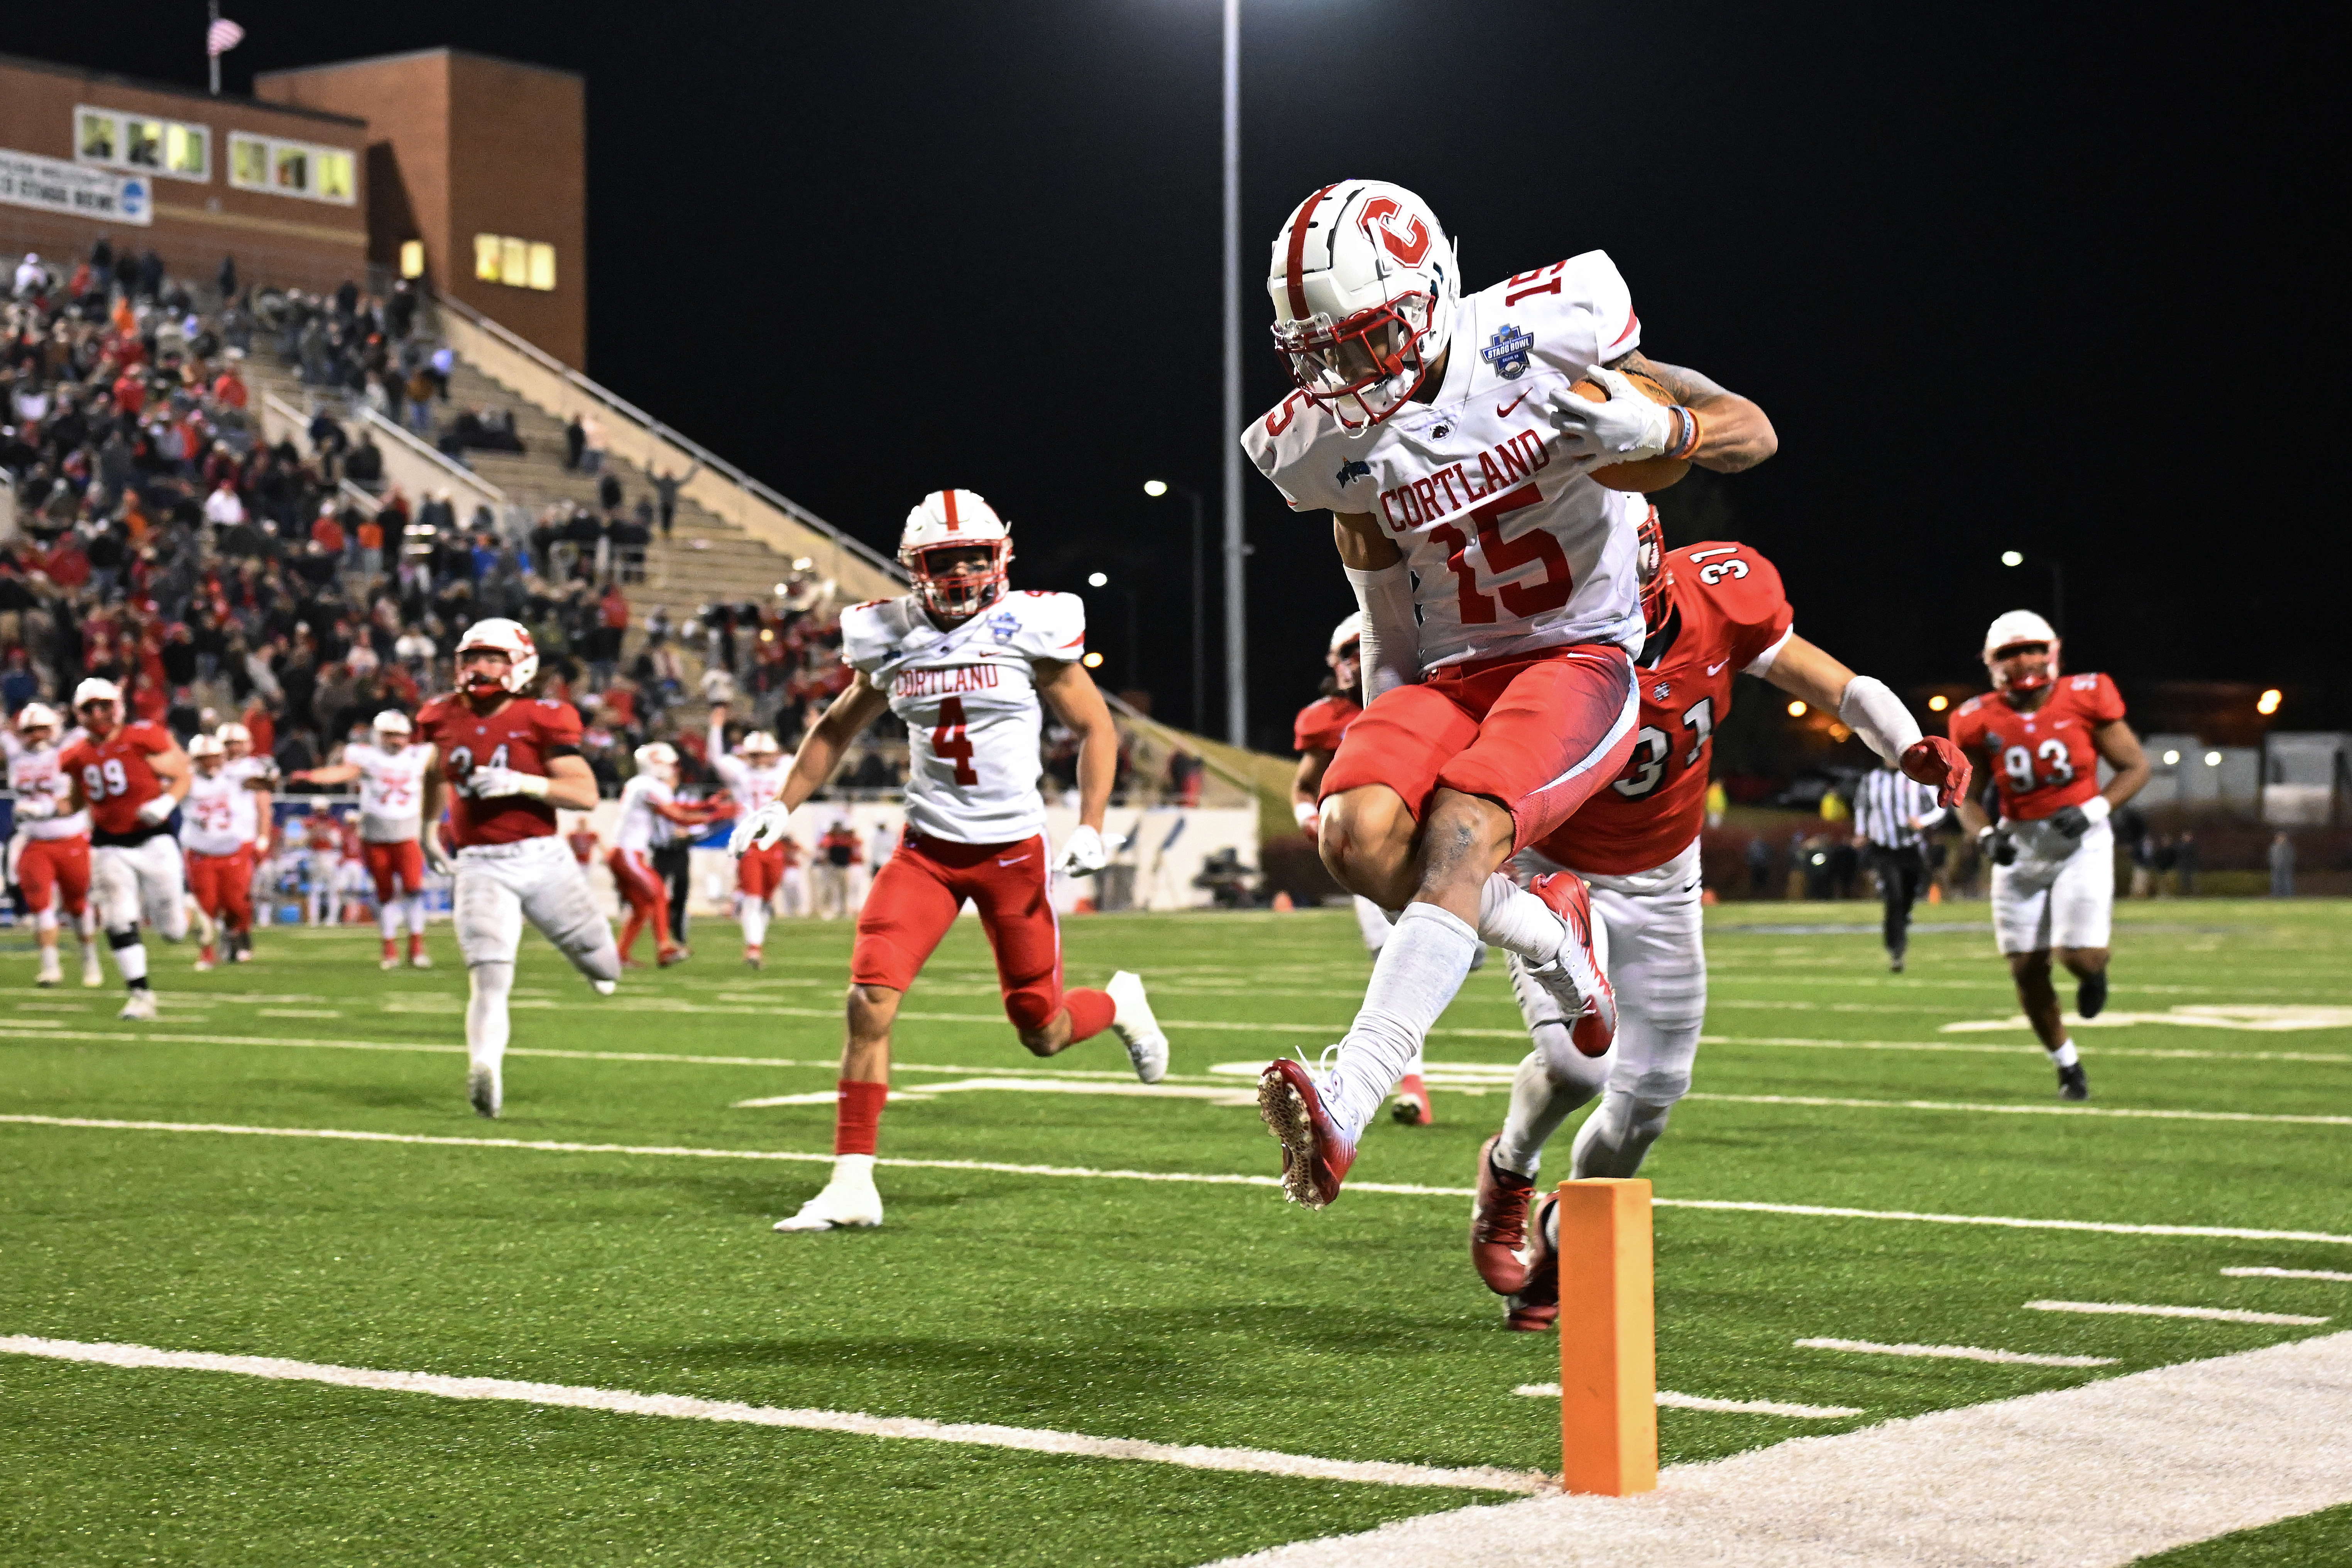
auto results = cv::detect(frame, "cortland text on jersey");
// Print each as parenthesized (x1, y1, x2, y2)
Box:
(1534, 541, 1794, 876)
(1949, 673, 2124, 823)
(1244, 250, 1650, 670)
(893, 663, 1005, 699)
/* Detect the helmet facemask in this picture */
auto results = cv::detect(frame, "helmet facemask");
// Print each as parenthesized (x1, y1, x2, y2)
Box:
(1634, 508, 1675, 631)
(1273, 293, 1438, 432)
(908, 541, 1009, 625)
(1987, 640, 2059, 694)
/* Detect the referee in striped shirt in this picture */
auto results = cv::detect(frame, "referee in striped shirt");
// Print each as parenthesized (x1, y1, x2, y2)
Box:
(1854, 759, 1947, 972)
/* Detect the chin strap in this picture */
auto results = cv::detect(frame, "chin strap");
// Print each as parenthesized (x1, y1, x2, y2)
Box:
(1838, 675, 1923, 766)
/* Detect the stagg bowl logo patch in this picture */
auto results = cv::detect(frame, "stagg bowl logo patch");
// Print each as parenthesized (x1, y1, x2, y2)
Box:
(1481, 323, 1534, 381)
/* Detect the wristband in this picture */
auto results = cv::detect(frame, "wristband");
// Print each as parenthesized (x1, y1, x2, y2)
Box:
(2077, 795, 2111, 828)
(1975, 825, 1999, 843)
(1293, 800, 1318, 829)
(1666, 406, 1703, 461)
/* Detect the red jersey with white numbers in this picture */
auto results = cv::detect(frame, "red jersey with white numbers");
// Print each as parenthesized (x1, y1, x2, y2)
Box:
(1948, 673, 2124, 822)
(417, 694, 584, 847)
(1293, 695, 1362, 755)
(59, 721, 174, 840)
(1534, 540, 1795, 875)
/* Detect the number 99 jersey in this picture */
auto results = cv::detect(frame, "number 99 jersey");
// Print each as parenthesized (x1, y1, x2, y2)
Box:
(840, 590, 1087, 846)
(1948, 673, 2124, 824)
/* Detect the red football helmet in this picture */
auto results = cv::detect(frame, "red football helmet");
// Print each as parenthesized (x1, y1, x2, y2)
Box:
(900, 489, 1011, 623)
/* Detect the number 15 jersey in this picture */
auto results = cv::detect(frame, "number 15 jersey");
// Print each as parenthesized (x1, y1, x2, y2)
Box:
(840, 590, 1087, 846)
(1948, 674, 2124, 823)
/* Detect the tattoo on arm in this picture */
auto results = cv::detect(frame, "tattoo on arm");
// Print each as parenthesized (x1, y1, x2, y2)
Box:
(1603, 350, 1726, 404)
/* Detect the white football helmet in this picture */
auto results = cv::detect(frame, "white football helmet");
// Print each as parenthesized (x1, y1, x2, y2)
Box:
(216, 720, 252, 756)
(1327, 612, 1364, 660)
(373, 710, 413, 743)
(15, 701, 61, 739)
(187, 733, 225, 764)
(1982, 609, 2061, 692)
(73, 677, 123, 711)
(900, 489, 1011, 622)
(455, 617, 540, 695)
(738, 730, 781, 760)
(634, 741, 679, 782)
(1267, 179, 1460, 431)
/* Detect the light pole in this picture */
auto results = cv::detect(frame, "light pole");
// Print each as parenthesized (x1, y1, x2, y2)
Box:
(1144, 479, 1206, 734)
(1999, 550, 2066, 634)
(1221, 0, 1247, 747)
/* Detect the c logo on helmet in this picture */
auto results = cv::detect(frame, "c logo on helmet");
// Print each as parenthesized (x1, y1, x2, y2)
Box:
(1358, 198, 1431, 266)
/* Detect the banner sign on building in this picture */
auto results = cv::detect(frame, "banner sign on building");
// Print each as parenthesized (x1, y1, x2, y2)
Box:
(0, 148, 152, 227)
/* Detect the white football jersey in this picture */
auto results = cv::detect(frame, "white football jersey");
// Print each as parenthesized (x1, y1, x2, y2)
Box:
(614, 772, 673, 854)
(712, 752, 793, 815)
(181, 769, 258, 857)
(1242, 249, 1649, 671)
(840, 590, 1086, 845)
(3, 731, 92, 841)
(345, 741, 427, 842)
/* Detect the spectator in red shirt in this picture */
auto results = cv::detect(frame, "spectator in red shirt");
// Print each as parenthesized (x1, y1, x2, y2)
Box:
(311, 503, 347, 556)
(211, 360, 249, 410)
(112, 370, 145, 418)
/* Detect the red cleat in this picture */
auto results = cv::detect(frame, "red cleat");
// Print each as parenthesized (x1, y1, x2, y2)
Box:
(1470, 1134, 1534, 1294)
(1506, 1192, 1561, 1331)
(1391, 1074, 1433, 1127)
(1529, 873, 1617, 1058)
(657, 944, 690, 968)
(1257, 1057, 1356, 1209)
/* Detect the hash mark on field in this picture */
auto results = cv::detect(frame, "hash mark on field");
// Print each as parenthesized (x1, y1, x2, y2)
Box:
(2026, 1300, 2330, 1326)
(1512, 1385, 1862, 1419)
(2223, 1267, 2352, 1283)
(0, 1336, 1541, 1491)
(258, 1009, 343, 1019)
(1794, 1338, 2116, 1367)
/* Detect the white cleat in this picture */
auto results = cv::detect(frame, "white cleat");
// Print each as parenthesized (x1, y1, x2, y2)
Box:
(117, 990, 159, 1021)
(591, 978, 617, 996)
(773, 1177, 884, 1232)
(82, 954, 105, 988)
(468, 1062, 502, 1119)
(1106, 969, 1168, 1084)
(36, 955, 62, 988)
(379, 957, 399, 971)
(409, 952, 433, 970)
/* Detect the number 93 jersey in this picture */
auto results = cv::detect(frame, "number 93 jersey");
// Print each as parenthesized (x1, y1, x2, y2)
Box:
(1948, 673, 2125, 824)
(1242, 250, 1650, 672)
(841, 590, 1086, 846)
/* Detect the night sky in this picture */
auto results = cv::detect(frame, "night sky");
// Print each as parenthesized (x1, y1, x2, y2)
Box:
(19, 3, 2336, 746)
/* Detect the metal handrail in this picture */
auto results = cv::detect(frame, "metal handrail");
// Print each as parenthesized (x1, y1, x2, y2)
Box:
(353, 404, 508, 509)
(424, 288, 904, 584)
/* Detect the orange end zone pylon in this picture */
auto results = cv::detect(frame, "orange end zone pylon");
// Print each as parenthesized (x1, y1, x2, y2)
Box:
(1556, 1177, 1657, 1495)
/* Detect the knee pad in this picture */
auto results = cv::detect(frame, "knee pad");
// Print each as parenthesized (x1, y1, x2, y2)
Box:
(106, 926, 141, 951)
(1003, 983, 1058, 1033)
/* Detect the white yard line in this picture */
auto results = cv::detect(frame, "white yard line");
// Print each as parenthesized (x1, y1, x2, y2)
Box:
(1683, 1091, 2352, 1128)
(1794, 1338, 2116, 1368)
(8, 1113, 2351, 1245)
(1703, 1033, 2352, 1066)
(1513, 1385, 1861, 1419)
(0, 1335, 1537, 1493)
(2025, 1300, 2330, 1326)
(1206, 1331, 2352, 1568)
(2224, 1267, 2352, 1283)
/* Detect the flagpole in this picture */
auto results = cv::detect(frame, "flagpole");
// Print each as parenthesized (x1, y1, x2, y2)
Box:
(208, 0, 222, 95)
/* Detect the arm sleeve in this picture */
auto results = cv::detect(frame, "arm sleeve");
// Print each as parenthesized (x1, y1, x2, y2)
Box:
(1838, 676, 1924, 766)
(1343, 561, 1419, 700)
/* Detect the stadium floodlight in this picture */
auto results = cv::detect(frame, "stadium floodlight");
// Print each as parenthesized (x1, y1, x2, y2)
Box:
(1143, 480, 1169, 498)
(2163, 749, 2181, 765)
(2258, 688, 2283, 715)
(1087, 572, 1109, 587)
(1082, 651, 1105, 669)
(1927, 694, 1949, 712)
(2000, 550, 2024, 567)
(2204, 751, 2223, 767)
(1786, 700, 1807, 717)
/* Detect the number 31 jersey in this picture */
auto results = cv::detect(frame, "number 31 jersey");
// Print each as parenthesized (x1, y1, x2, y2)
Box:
(1948, 674, 2124, 823)
(840, 590, 1087, 847)
(1241, 250, 1651, 672)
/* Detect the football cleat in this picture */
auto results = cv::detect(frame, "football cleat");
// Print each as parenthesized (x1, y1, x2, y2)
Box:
(657, 945, 690, 968)
(379, 956, 399, 971)
(1889, 951, 1906, 974)
(744, 946, 763, 969)
(409, 950, 433, 970)
(2057, 1061, 2090, 1101)
(1258, 1056, 1356, 1209)
(82, 949, 105, 986)
(1525, 873, 1616, 1058)
(1470, 1135, 1535, 1294)
(468, 1062, 502, 1119)
(592, 979, 617, 996)
(194, 947, 216, 973)
(118, 989, 159, 1022)
(36, 952, 62, 988)
(1391, 1076, 1433, 1127)
(1106, 970, 1168, 1084)
(773, 1174, 884, 1231)
(2077, 970, 2109, 1020)
(1507, 1193, 1562, 1332)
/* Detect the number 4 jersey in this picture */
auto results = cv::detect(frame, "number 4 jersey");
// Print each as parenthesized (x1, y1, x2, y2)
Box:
(1533, 540, 1794, 876)
(840, 590, 1087, 846)
(1948, 674, 2124, 823)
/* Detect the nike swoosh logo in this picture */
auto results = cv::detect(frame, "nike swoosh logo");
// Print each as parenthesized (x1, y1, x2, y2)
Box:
(998, 855, 1032, 867)
(1496, 393, 1529, 417)
(1706, 660, 1729, 676)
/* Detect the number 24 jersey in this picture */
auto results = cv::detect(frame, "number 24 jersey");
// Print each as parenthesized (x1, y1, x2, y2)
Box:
(840, 590, 1087, 847)
(1948, 675, 2124, 823)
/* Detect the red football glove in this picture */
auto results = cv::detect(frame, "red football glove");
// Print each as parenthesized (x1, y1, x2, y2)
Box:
(1900, 736, 1972, 809)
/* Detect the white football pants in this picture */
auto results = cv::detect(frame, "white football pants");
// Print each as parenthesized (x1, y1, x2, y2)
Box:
(95, 836, 190, 940)
(1992, 818, 2114, 954)
(452, 836, 621, 977)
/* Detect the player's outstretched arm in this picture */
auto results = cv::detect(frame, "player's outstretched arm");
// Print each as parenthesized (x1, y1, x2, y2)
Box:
(1604, 351, 1778, 472)
(293, 763, 364, 786)
(1760, 634, 1971, 807)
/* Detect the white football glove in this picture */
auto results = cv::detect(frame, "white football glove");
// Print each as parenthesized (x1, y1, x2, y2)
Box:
(729, 802, 791, 858)
(1056, 824, 1109, 877)
(17, 795, 57, 820)
(136, 793, 178, 826)
(1545, 365, 1675, 466)
(424, 831, 457, 876)
(465, 766, 548, 800)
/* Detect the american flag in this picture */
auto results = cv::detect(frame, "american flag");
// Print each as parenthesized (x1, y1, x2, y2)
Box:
(206, 17, 245, 56)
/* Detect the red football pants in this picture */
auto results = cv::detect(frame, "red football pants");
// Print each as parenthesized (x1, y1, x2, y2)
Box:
(363, 838, 426, 900)
(737, 841, 786, 898)
(609, 846, 673, 957)
(186, 847, 255, 933)
(14, 835, 91, 918)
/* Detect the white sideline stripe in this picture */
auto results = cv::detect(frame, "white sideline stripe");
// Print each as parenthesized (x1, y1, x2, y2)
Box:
(1206, 1331, 2352, 1568)
(1794, 1338, 2116, 1368)
(1683, 1090, 2352, 1128)
(0, 1335, 1541, 1494)
(2025, 1299, 2330, 1326)
(2225, 1267, 2352, 1283)
(1703, 1033, 2352, 1066)
(10, 1115, 2352, 1244)
(1513, 1385, 1862, 1419)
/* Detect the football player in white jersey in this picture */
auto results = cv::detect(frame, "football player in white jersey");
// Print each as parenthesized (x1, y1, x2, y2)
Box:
(294, 710, 435, 968)
(610, 741, 724, 967)
(706, 715, 795, 966)
(732, 489, 1170, 1233)
(215, 721, 274, 961)
(180, 734, 269, 970)
(1241, 180, 1779, 1209)
(5, 703, 104, 988)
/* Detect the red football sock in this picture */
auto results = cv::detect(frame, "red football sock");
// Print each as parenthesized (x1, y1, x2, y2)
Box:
(617, 913, 643, 960)
(834, 1079, 888, 1155)
(1062, 987, 1116, 1043)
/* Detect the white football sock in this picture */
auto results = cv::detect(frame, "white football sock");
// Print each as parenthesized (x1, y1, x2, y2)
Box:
(1477, 874, 1567, 965)
(1320, 903, 1480, 1140)
(110, 930, 148, 984)
(379, 902, 400, 940)
(2051, 1039, 2080, 1067)
(742, 898, 770, 948)
(467, 960, 514, 1071)
(404, 895, 429, 937)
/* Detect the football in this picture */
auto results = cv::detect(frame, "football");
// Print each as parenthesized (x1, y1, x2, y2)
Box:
(1568, 369, 1691, 492)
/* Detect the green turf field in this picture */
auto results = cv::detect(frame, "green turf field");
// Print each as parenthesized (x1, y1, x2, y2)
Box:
(3, 898, 2348, 1565)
